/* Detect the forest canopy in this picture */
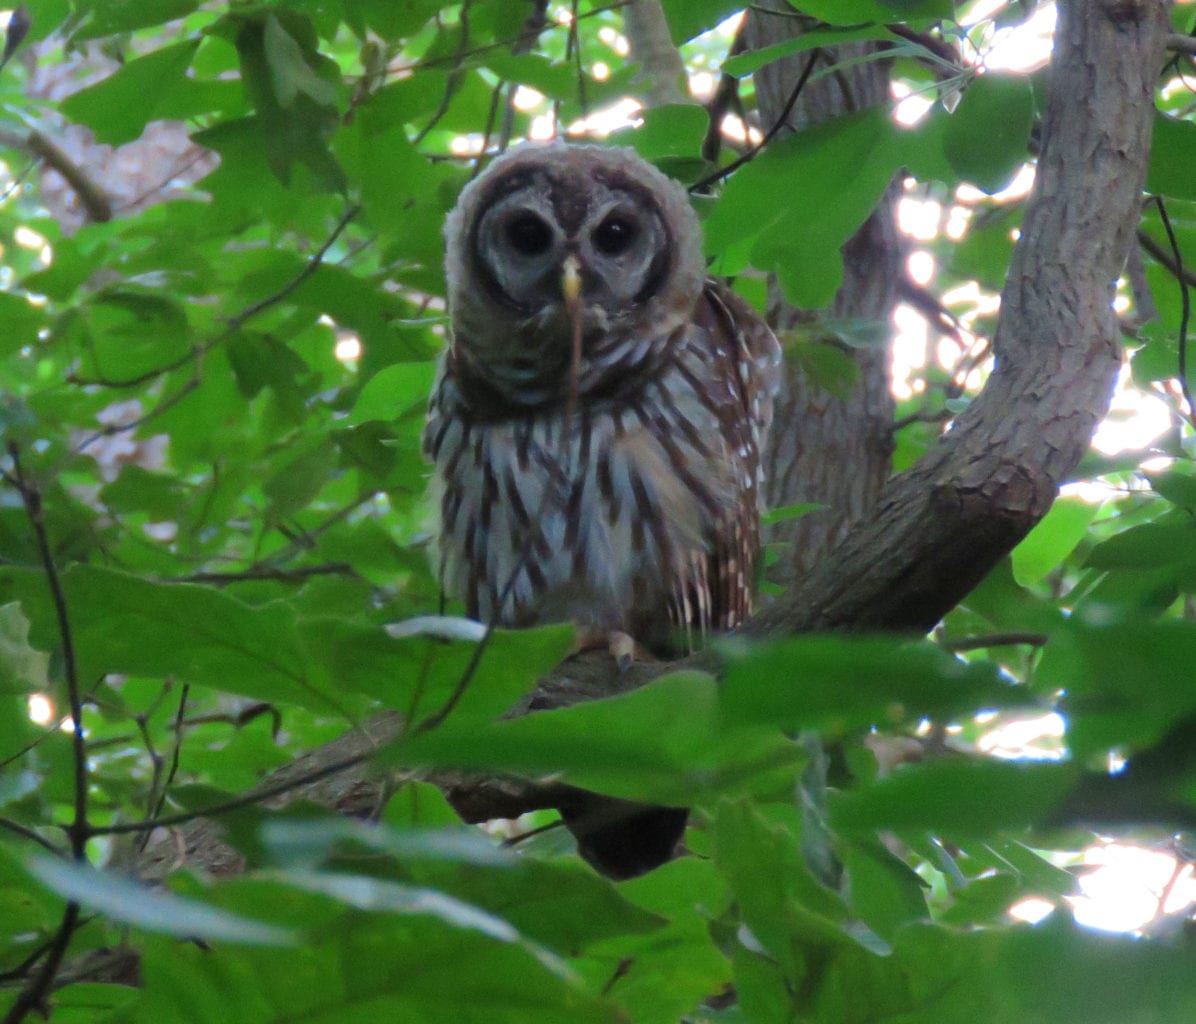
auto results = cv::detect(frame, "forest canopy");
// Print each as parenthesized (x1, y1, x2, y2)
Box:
(2, 1, 1196, 1022)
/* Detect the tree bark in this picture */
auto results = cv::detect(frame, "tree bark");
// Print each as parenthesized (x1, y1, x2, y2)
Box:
(746, 3, 901, 579)
(622, 0, 693, 107)
(751, 0, 1168, 635)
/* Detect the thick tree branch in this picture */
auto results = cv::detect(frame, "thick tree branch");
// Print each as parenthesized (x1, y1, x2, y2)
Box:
(749, 0, 1169, 635)
(622, 0, 692, 107)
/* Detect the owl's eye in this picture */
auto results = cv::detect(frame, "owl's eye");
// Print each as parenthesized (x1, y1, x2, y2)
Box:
(504, 213, 554, 256)
(593, 215, 639, 256)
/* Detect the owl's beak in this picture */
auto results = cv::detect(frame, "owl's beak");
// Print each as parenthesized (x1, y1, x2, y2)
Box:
(561, 254, 583, 413)
(561, 254, 582, 317)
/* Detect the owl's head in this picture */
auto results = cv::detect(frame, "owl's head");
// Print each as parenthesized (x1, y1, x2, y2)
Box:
(444, 143, 705, 408)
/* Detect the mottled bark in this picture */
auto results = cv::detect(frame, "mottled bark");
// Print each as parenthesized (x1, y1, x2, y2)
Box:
(746, 3, 901, 578)
(750, 0, 1168, 634)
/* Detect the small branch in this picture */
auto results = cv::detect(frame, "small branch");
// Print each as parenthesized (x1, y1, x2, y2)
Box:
(1139, 226, 1196, 289)
(0, 127, 112, 223)
(170, 562, 357, 586)
(402, 1, 631, 75)
(3, 446, 88, 1024)
(1150, 196, 1195, 427)
(939, 632, 1049, 652)
(702, 27, 748, 164)
(885, 24, 964, 77)
(690, 48, 821, 193)
(567, 0, 589, 119)
(88, 751, 374, 838)
(890, 408, 951, 432)
(413, 1, 473, 146)
(1167, 32, 1196, 56)
(0, 817, 63, 856)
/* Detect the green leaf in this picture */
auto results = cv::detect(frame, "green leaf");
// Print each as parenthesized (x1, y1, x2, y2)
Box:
(830, 760, 1076, 838)
(0, 292, 47, 359)
(133, 908, 621, 1023)
(1011, 496, 1100, 586)
(386, 670, 800, 805)
(259, 818, 513, 869)
(944, 73, 1034, 194)
(263, 445, 339, 519)
(1148, 113, 1196, 201)
(264, 13, 337, 108)
(302, 619, 572, 720)
(713, 799, 875, 985)
(484, 54, 576, 100)
(840, 837, 929, 940)
(719, 634, 1012, 735)
(0, 602, 48, 694)
(61, 40, 201, 145)
(1087, 521, 1196, 571)
(232, 13, 345, 189)
(722, 25, 896, 78)
(347, 361, 438, 425)
(660, 0, 744, 43)
(25, 855, 295, 945)
(0, 566, 352, 717)
(616, 104, 709, 162)
(70, 0, 199, 39)
(406, 857, 666, 955)
(1039, 619, 1196, 760)
(706, 108, 901, 308)
(1148, 468, 1196, 511)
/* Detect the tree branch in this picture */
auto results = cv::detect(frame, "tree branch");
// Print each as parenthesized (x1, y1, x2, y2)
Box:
(0, 127, 112, 223)
(622, 0, 692, 108)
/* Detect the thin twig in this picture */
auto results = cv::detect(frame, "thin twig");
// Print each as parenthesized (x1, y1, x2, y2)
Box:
(1151, 196, 1195, 428)
(71, 204, 360, 392)
(939, 632, 1049, 652)
(690, 48, 822, 194)
(414, 1, 473, 146)
(1139, 227, 1196, 288)
(0, 127, 112, 222)
(568, 0, 589, 119)
(87, 752, 372, 837)
(702, 27, 747, 164)
(1167, 32, 1196, 56)
(403, 1, 630, 74)
(0, 817, 63, 856)
(171, 562, 357, 585)
(2, 446, 88, 1024)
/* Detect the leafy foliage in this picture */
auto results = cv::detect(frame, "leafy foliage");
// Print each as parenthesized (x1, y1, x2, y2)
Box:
(0, 2, 1194, 1022)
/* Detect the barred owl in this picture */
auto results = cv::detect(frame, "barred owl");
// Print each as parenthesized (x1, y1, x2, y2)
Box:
(425, 143, 780, 877)
(427, 143, 781, 656)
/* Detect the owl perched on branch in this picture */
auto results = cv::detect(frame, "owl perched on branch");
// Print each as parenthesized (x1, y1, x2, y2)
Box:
(428, 143, 780, 653)
(425, 143, 780, 876)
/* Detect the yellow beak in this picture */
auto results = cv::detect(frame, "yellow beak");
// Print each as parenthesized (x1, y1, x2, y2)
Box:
(561, 254, 582, 315)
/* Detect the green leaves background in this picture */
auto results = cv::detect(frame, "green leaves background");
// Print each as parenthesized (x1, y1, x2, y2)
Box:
(0, 1, 1194, 1022)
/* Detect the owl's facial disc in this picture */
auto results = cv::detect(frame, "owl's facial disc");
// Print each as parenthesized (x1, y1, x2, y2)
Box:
(475, 183, 670, 321)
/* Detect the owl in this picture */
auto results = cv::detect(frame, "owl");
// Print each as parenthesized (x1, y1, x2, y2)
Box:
(426, 143, 781, 663)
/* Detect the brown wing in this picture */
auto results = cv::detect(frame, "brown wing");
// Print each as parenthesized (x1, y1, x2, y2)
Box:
(673, 280, 780, 640)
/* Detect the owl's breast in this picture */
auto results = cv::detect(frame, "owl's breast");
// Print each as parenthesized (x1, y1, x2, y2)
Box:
(425, 338, 751, 650)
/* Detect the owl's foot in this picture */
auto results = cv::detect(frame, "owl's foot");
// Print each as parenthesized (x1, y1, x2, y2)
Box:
(574, 629, 649, 673)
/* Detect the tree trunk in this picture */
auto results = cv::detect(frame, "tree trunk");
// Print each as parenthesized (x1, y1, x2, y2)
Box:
(745, 3, 902, 579)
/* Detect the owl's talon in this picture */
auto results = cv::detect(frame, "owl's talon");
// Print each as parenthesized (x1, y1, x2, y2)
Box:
(609, 632, 635, 673)
(573, 628, 641, 671)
